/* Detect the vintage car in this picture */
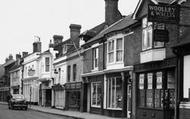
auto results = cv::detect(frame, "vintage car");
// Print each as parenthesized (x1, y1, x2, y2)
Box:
(8, 94, 28, 110)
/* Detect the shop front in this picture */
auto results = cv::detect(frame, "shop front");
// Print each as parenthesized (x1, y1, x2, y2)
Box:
(134, 58, 176, 119)
(82, 71, 131, 118)
(52, 84, 65, 109)
(39, 80, 52, 107)
(0, 87, 9, 102)
(65, 82, 82, 111)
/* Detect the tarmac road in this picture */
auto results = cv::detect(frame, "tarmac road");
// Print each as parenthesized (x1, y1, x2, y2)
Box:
(0, 104, 74, 119)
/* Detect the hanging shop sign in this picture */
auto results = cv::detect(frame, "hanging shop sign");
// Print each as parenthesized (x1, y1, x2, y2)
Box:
(153, 29, 169, 42)
(148, 4, 180, 24)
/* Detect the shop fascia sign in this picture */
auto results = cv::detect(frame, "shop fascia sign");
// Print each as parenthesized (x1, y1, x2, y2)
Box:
(148, 4, 180, 24)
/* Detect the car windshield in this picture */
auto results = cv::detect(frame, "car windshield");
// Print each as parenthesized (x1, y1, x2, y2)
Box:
(12, 94, 25, 99)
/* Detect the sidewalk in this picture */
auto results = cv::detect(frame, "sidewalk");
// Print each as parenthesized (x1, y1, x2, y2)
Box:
(30, 105, 124, 119)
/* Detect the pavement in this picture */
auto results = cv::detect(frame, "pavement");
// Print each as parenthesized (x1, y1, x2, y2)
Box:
(0, 102, 124, 119)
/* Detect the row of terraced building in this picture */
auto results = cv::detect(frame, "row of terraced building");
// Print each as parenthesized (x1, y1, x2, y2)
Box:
(0, 0, 190, 119)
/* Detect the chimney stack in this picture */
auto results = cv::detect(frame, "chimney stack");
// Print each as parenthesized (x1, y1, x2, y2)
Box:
(16, 54, 21, 60)
(70, 24, 81, 39)
(105, 0, 122, 26)
(33, 41, 41, 53)
(53, 35, 63, 45)
(70, 24, 81, 48)
(22, 52, 28, 58)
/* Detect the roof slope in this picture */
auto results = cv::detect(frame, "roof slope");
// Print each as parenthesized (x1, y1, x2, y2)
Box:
(84, 15, 137, 45)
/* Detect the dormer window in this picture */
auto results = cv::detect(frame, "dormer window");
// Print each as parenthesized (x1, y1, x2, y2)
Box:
(62, 45, 67, 54)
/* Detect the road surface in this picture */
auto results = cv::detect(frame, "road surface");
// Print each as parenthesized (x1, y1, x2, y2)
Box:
(0, 104, 74, 119)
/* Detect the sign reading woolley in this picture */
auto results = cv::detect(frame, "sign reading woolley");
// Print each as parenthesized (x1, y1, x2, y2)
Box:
(148, 4, 180, 24)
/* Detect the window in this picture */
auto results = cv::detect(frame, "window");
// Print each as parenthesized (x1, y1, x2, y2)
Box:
(73, 64, 77, 81)
(58, 68, 61, 83)
(91, 82, 101, 107)
(142, 18, 165, 51)
(107, 37, 123, 63)
(67, 66, 71, 82)
(138, 72, 166, 109)
(92, 47, 98, 70)
(116, 38, 123, 62)
(107, 77, 122, 109)
(108, 40, 114, 63)
(45, 57, 50, 72)
(62, 45, 67, 54)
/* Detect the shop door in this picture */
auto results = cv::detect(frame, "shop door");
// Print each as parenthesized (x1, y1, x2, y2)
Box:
(45, 89, 52, 107)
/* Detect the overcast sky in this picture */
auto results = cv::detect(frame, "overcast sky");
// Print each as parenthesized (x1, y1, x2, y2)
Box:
(0, 0, 139, 64)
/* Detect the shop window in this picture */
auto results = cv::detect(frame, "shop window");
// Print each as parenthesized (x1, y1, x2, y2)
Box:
(138, 71, 166, 109)
(183, 55, 190, 99)
(107, 77, 122, 109)
(92, 47, 98, 70)
(91, 82, 101, 107)
(138, 74, 145, 107)
(45, 57, 50, 72)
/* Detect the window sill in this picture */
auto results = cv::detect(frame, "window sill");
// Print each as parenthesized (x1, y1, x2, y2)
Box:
(91, 105, 101, 108)
(106, 108, 122, 110)
(91, 68, 98, 72)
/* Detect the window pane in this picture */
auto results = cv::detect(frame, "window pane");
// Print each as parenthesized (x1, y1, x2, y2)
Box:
(139, 74, 144, 89)
(155, 89, 161, 108)
(147, 73, 153, 89)
(108, 52, 114, 63)
(116, 38, 122, 50)
(154, 41, 164, 48)
(45, 57, 50, 72)
(91, 82, 101, 107)
(156, 72, 162, 89)
(116, 51, 123, 61)
(139, 90, 145, 107)
(146, 90, 153, 108)
(147, 27, 152, 49)
(167, 70, 175, 89)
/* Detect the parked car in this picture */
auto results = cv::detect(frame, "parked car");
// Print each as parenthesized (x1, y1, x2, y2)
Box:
(8, 94, 28, 110)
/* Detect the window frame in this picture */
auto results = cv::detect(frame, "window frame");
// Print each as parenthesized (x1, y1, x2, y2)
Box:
(142, 17, 165, 51)
(107, 36, 124, 64)
(67, 66, 71, 82)
(92, 47, 99, 70)
(73, 64, 77, 81)
(106, 76, 122, 109)
(91, 81, 102, 108)
(45, 57, 50, 72)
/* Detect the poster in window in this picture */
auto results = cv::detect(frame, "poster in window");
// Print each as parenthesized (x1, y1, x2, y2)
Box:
(139, 74, 144, 89)
(167, 71, 175, 89)
(156, 72, 162, 89)
(147, 73, 153, 89)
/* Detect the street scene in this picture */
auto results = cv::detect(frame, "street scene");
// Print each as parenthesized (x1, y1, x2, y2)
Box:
(0, 0, 190, 119)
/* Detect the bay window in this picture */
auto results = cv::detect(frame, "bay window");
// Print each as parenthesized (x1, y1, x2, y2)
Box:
(107, 77, 122, 109)
(91, 82, 101, 107)
(107, 37, 123, 64)
(142, 17, 165, 51)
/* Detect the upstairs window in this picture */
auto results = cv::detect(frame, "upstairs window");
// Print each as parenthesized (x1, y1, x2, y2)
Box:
(62, 45, 67, 54)
(45, 57, 50, 72)
(142, 17, 165, 51)
(107, 37, 123, 64)
(92, 47, 99, 70)
(67, 65, 71, 82)
(73, 64, 77, 81)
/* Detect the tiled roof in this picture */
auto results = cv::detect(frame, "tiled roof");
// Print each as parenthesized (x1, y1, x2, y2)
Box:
(84, 15, 137, 45)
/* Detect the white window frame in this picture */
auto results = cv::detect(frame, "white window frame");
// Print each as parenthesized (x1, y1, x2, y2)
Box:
(106, 76, 122, 110)
(45, 57, 50, 72)
(91, 81, 101, 108)
(142, 17, 165, 51)
(107, 35, 124, 64)
(92, 47, 99, 70)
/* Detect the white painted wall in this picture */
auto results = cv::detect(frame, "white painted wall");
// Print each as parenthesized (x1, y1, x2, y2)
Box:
(184, 55, 190, 98)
